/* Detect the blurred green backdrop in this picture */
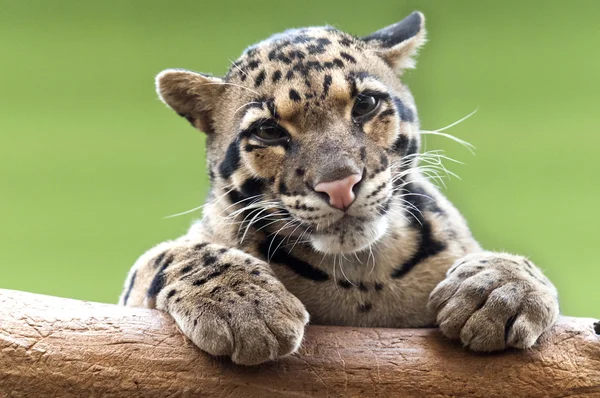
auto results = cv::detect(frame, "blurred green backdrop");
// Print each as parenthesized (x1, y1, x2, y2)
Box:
(1, 1, 598, 318)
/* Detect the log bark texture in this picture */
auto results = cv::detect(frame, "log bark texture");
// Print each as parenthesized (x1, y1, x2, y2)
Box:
(0, 288, 599, 398)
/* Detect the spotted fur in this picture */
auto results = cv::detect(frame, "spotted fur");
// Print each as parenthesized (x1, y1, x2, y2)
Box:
(120, 12, 559, 365)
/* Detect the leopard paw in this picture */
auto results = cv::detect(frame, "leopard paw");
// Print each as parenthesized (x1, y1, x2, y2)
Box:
(158, 247, 309, 365)
(428, 252, 559, 351)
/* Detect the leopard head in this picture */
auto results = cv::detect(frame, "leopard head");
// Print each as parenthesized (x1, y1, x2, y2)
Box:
(156, 12, 427, 255)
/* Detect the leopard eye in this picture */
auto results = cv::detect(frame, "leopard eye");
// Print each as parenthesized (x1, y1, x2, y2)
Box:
(251, 124, 289, 144)
(352, 95, 380, 120)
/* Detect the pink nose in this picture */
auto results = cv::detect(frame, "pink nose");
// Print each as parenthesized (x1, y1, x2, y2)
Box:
(314, 174, 362, 211)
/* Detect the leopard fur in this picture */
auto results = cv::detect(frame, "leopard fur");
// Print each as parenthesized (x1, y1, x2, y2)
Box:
(119, 11, 559, 365)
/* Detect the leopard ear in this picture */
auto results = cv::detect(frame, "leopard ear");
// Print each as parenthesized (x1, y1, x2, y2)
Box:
(362, 11, 427, 74)
(156, 69, 225, 133)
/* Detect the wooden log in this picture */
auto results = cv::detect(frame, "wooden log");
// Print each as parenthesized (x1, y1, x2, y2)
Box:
(0, 288, 598, 397)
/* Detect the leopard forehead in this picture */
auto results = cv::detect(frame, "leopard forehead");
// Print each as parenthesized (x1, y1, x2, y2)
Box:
(227, 27, 364, 80)
(223, 27, 398, 107)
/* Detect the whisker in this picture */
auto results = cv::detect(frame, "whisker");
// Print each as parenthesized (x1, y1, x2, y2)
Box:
(164, 185, 236, 219)
(229, 58, 250, 80)
(339, 255, 354, 287)
(420, 108, 478, 154)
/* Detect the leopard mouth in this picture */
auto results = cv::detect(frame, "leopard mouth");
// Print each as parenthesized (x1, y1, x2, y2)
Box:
(308, 215, 389, 254)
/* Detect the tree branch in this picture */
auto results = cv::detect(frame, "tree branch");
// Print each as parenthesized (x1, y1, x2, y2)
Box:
(1, 288, 598, 397)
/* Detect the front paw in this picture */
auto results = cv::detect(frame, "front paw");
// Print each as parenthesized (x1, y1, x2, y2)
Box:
(428, 252, 559, 352)
(160, 250, 309, 365)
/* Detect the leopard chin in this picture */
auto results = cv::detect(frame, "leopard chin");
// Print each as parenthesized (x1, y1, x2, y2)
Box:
(309, 216, 389, 254)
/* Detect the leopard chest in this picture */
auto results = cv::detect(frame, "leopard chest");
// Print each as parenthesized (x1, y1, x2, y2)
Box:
(254, 249, 451, 328)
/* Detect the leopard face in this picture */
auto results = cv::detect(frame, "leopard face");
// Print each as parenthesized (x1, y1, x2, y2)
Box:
(156, 12, 427, 255)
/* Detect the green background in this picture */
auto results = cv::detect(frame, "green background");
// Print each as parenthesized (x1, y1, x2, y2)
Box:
(1, 1, 598, 318)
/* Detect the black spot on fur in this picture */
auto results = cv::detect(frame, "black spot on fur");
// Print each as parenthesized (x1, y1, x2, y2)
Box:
(360, 147, 367, 161)
(346, 75, 358, 98)
(159, 254, 175, 269)
(266, 99, 279, 119)
(219, 140, 241, 180)
(292, 35, 311, 44)
(594, 321, 600, 335)
(272, 70, 282, 83)
(244, 143, 265, 152)
(153, 252, 166, 268)
(391, 183, 447, 279)
(245, 47, 258, 58)
(339, 37, 353, 47)
(250, 269, 260, 276)
(279, 181, 289, 194)
(379, 109, 395, 119)
(366, 182, 386, 199)
(406, 138, 419, 158)
(180, 264, 193, 275)
(147, 254, 176, 299)
(203, 253, 217, 266)
(340, 52, 356, 64)
(289, 49, 306, 60)
(393, 97, 415, 122)
(193, 278, 206, 286)
(258, 239, 329, 282)
(322, 74, 332, 98)
(358, 282, 368, 292)
(241, 177, 267, 198)
(194, 243, 209, 251)
(254, 70, 266, 87)
(305, 60, 323, 72)
(295, 168, 305, 176)
(122, 270, 136, 305)
(375, 282, 384, 291)
(390, 135, 409, 155)
(289, 89, 301, 102)
(207, 269, 224, 280)
(247, 60, 260, 70)
(167, 289, 177, 299)
(338, 280, 352, 289)
(358, 303, 373, 313)
(307, 44, 326, 55)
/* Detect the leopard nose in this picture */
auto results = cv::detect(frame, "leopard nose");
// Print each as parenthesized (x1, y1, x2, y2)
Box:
(314, 174, 362, 211)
